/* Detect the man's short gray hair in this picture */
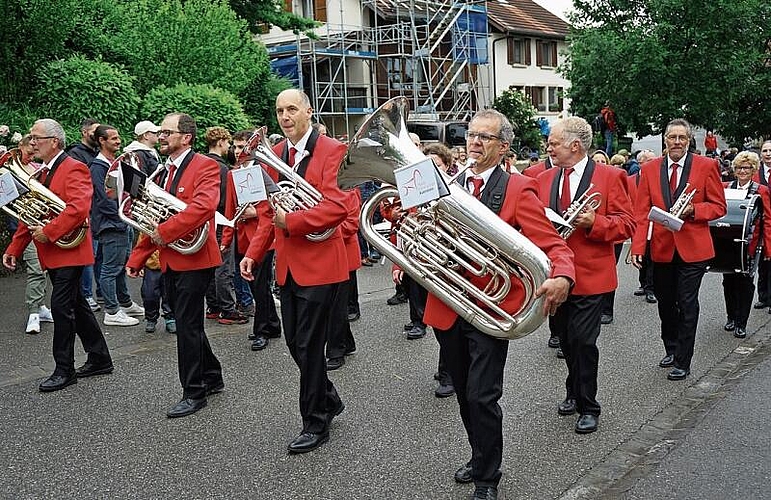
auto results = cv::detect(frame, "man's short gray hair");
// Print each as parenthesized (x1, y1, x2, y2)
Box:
(34, 119, 66, 146)
(471, 109, 514, 144)
(665, 118, 693, 139)
(557, 117, 592, 152)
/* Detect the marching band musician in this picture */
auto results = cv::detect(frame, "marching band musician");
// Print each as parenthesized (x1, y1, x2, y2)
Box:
(721, 152, 771, 338)
(3, 118, 113, 392)
(126, 112, 225, 418)
(751, 140, 771, 311)
(425, 109, 575, 500)
(240, 89, 348, 454)
(536, 117, 635, 435)
(631, 118, 726, 381)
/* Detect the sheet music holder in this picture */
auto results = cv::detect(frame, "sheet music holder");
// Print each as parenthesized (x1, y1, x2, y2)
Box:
(121, 160, 147, 198)
(648, 206, 684, 232)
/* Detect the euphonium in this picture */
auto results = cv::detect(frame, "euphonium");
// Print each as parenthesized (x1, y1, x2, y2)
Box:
(107, 151, 209, 255)
(337, 97, 552, 340)
(670, 183, 697, 219)
(245, 126, 334, 242)
(559, 184, 602, 239)
(0, 148, 87, 249)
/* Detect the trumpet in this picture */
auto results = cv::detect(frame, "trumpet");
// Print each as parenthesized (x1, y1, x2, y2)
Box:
(560, 185, 602, 239)
(670, 183, 697, 218)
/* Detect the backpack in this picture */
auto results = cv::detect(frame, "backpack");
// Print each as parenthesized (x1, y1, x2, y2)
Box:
(592, 113, 607, 133)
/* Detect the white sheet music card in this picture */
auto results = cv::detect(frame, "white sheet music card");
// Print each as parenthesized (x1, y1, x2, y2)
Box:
(648, 206, 683, 232)
(0, 171, 20, 208)
(724, 188, 748, 200)
(544, 207, 570, 228)
(232, 165, 267, 206)
(394, 158, 444, 210)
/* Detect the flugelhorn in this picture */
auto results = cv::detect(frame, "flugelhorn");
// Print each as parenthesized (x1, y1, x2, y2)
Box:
(337, 97, 552, 340)
(560, 184, 602, 239)
(0, 148, 88, 249)
(107, 151, 209, 255)
(670, 183, 697, 218)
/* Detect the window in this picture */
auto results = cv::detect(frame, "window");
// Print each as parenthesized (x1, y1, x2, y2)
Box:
(507, 38, 531, 66)
(536, 40, 558, 67)
(548, 87, 564, 112)
(300, 0, 326, 22)
(527, 86, 546, 112)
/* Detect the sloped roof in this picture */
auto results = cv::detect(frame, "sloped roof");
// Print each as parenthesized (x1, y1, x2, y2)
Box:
(487, 0, 570, 39)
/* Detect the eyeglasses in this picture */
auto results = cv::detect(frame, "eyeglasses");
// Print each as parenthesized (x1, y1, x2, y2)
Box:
(761, 149, 771, 153)
(734, 165, 753, 170)
(158, 130, 182, 137)
(465, 131, 502, 143)
(30, 135, 55, 142)
(665, 135, 689, 143)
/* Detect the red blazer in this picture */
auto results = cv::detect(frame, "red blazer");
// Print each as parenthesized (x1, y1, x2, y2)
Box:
(6, 154, 94, 270)
(423, 170, 576, 331)
(221, 167, 279, 256)
(631, 153, 727, 263)
(721, 181, 771, 258)
(341, 189, 362, 272)
(245, 131, 349, 286)
(127, 152, 222, 272)
(522, 158, 553, 179)
(537, 160, 635, 295)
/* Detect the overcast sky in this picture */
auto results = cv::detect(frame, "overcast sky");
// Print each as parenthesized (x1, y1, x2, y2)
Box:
(531, 0, 573, 22)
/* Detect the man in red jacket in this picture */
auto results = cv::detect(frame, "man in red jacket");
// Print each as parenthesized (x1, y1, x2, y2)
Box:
(240, 89, 348, 454)
(127, 113, 224, 418)
(537, 117, 635, 434)
(631, 118, 726, 380)
(3, 118, 112, 392)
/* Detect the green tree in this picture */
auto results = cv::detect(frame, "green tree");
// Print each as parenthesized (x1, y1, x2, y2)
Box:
(492, 86, 542, 151)
(229, 0, 319, 36)
(563, 0, 771, 141)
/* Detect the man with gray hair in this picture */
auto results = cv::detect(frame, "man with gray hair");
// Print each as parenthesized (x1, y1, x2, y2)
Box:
(3, 118, 113, 392)
(536, 116, 634, 435)
(424, 108, 575, 499)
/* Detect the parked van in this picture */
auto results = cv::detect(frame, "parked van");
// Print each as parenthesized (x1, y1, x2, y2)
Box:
(407, 120, 468, 148)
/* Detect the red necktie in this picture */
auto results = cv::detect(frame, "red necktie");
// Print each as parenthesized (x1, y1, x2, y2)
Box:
(468, 177, 484, 199)
(670, 163, 679, 195)
(560, 168, 574, 212)
(164, 163, 176, 192)
(288, 147, 297, 168)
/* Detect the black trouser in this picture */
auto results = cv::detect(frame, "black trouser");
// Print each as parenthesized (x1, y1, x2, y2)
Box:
(653, 254, 708, 371)
(639, 248, 655, 293)
(165, 267, 222, 400)
(48, 266, 112, 376)
(348, 270, 360, 316)
(239, 250, 280, 338)
(280, 272, 344, 434)
(436, 318, 508, 488)
(403, 274, 427, 327)
(326, 271, 357, 359)
(756, 259, 770, 304)
(549, 294, 603, 416)
(722, 273, 755, 328)
(601, 243, 624, 317)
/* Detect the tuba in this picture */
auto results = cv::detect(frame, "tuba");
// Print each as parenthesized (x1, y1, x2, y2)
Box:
(106, 151, 209, 255)
(670, 183, 697, 218)
(245, 126, 334, 242)
(337, 97, 552, 340)
(559, 184, 602, 239)
(0, 148, 87, 249)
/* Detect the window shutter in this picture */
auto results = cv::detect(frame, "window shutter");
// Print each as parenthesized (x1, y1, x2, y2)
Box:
(551, 42, 558, 66)
(507, 38, 514, 65)
(314, 0, 327, 22)
(284, 0, 292, 12)
(536, 41, 543, 66)
(525, 39, 531, 65)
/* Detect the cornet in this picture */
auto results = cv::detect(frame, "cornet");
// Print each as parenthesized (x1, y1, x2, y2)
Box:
(559, 184, 602, 239)
(670, 183, 697, 219)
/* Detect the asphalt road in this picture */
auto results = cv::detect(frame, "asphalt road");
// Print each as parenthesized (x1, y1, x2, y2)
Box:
(1, 249, 769, 500)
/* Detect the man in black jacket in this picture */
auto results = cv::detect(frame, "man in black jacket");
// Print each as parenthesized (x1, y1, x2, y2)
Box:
(124, 120, 161, 176)
(66, 118, 100, 166)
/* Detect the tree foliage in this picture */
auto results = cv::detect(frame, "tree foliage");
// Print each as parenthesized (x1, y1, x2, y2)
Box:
(492, 87, 542, 151)
(563, 0, 771, 141)
(229, 0, 319, 36)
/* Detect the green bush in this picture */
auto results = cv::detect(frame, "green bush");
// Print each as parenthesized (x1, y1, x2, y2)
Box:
(141, 83, 252, 149)
(240, 73, 292, 133)
(34, 55, 140, 136)
(492, 86, 543, 153)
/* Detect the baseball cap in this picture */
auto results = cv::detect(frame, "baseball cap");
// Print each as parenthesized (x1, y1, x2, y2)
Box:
(134, 120, 160, 136)
(529, 152, 540, 160)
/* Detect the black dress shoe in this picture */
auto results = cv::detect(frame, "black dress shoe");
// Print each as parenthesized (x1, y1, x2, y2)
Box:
(645, 292, 657, 304)
(659, 354, 675, 367)
(267, 330, 282, 339)
(547, 336, 560, 348)
(386, 293, 408, 305)
(633, 287, 646, 296)
(754, 301, 767, 309)
(575, 414, 599, 434)
(435, 381, 455, 398)
(347, 311, 361, 322)
(403, 322, 414, 331)
(75, 360, 114, 378)
(407, 325, 427, 340)
(454, 461, 473, 483)
(471, 485, 498, 500)
(667, 367, 690, 381)
(166, 398, 207, 418)
(326, 357, 345, 371)
(556, 348, 565, 359)
(343, 344, 357, 356)
(287, 431, 329, 453)
(557, 398, 577, 415)
(600, 314, 613, 325)
(251, 335, 269, 351)
(734, 327, 747, 339)
(39, 373, 77, 392)
(206, 382, 225, 395)
(724, 319, 735, 331)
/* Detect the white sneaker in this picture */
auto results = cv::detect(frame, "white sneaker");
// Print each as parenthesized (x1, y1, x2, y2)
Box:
(104, 309, 139, 327)
(26, 313, 41, 334)
(86, 296, 101, 312)
(120, 301, 145, 317)
(38, 305, 54, 323)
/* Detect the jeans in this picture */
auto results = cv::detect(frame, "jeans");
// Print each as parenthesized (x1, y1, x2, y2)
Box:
(603, 130, 614, 156)
(81, 237, 102, 299)
(233, 271, 254, 307)
(98, 229, 132, 314)
(205, 229, 236, 313)
(141, 268, 172, 322)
